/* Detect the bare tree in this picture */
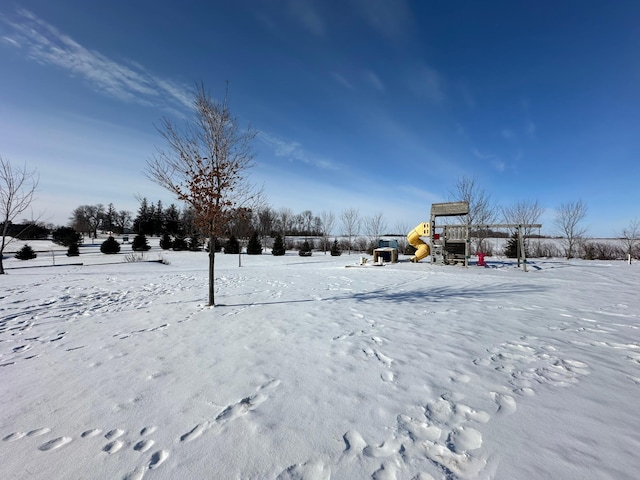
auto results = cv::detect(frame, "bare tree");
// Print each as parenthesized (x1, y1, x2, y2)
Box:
(0, 157, 39, 274)
(146, 83, 260, 306)
(450, 176, 497, 252)
(69, 204, 104, 240)
(301, 210, 314, 238)
(617, 218, 640, 259)
(501, 199, 544, 252)
(394, 220, 410, 253)
(278, 207, 293, 245)
(554, 200, 588, 259)
(256, 206, 275, 239)
(116, 210, 132, 234)
(320, 210, 336, 254)
(363, 212, 388, 250)
(340, 208, 360, 255)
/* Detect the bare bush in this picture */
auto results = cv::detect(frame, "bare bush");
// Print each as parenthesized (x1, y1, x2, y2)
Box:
(581, 241, 625, 260)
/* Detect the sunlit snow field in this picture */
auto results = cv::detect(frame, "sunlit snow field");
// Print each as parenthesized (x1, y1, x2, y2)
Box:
(1, 241, 639, 479)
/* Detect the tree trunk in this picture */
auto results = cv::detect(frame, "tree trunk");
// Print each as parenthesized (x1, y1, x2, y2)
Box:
(208, 234, 215, 306)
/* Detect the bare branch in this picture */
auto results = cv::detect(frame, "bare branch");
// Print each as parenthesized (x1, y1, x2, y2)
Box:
(0, 156, 40, 274)
(145, 84, 260, 305)
(554, 199, 589, 259)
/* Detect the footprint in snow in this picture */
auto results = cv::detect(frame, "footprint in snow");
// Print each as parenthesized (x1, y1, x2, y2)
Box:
(39, 436, 73, 451)
(180, 379, 280, 443)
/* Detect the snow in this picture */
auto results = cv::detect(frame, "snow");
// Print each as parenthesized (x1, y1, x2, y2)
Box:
(1, 243, 640, 479)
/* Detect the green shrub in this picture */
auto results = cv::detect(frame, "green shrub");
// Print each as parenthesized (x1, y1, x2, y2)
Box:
(15, 244, 37, 260)
(66, 244, 80, 257)
(172, 237, 188, 251)
(52, 226, 82, 247)
(298, 240, 312, 256)
(100, 236, 121, 254)
(224, 235, 240, 254)
(330, 239, 342, 256)
(272, 234, 286, 256)
(159, 232, 173, 250)
(188, 235, 202, 251)
(132, 233, 151, 251)
(247, 232, 262, 255)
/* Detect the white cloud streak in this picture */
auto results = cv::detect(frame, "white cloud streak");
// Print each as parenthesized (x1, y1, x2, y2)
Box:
(287, 0, 325, 37)
(258, 131, 337, 171)
(331, 72, 355, 90)
(350, 0, 413, 39)
(409, 64, 445, 104)
(0, 9, 193, 110)
(363, 69, 385, 92)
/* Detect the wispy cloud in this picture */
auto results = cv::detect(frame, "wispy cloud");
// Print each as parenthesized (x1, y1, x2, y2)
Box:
(501, 128, 515, 140)
(521, 97, 537, 140)
(408, 64, 445, 104)
(331, 72, 355, 90)
(473, 148, 506, 172)
(0, 9, 192, 110)
(363, 69, 385, 92)
(287, 0, 325, 37)
(473, 148, 497, 161)
(1, 35, 19, 47)
(258, 131, 337, 171)
(350, 0, 413, 39)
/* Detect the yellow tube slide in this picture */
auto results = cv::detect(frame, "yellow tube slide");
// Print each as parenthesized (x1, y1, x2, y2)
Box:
(407, 222, 430, 262)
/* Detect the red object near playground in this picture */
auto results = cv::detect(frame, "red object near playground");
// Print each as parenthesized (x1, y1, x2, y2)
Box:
(477, 252, 487, 266)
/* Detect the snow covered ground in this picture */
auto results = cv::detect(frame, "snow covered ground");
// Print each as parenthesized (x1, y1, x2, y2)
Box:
(1, 244, 639, 479)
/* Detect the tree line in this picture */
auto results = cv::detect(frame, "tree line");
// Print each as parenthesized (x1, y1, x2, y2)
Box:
(2, 84, 639, 307)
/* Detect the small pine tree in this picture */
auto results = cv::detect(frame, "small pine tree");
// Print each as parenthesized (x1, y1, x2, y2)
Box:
(100, 236, 121, 254)
(299, 240, 312, 256)
(172, 237, 188, 251)
(272, 234, 286, 256)
(132, 233, 151, 251)
(330, 239, 342, 256)
(66, 243, 80, 257)
(159, 232, 173, 250)
(15, 244, 37, 260)
(52, 227, 82, 247)
(504, 231, 528, 258)
(188, 234, 202, 251)
(224, 235, 240, 254)
(246, 231, 262, 255)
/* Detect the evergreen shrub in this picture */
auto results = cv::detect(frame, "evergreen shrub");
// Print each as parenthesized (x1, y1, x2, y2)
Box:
(188, 235, 202, 251)
(224, 235, 240, 254)
(172, 237, 188, 251)
(298, 240, 312, 256)
(247, 232, 262, 255)
(330, 239, 342, 256)
(272, 234, 286, 256)
(100, 236, 121, 254)
(15, 244, 37, 260)
(159, 232, 173, 250)
(132, 233, 151, 251)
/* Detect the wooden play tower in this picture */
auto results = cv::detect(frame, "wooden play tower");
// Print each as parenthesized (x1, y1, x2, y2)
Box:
(430, 201, 470, 266)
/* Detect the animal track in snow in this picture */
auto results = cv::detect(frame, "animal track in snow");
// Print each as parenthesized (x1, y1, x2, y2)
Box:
(179, 379, 280, 443)
(39, 436, 73, 451)
(277, 459, 331, 480)
(148, 449, 169, 469)
(103, 439, 124, 454)
(134, 439, 155, 452)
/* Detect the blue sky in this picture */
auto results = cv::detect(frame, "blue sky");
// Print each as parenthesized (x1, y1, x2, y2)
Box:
(1, 1, 639, 237)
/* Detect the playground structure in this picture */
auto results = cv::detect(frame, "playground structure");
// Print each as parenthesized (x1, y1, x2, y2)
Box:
(373, 239, 399, 264)
(407, 201, 469, 265)
(407, 201, 542, 270)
